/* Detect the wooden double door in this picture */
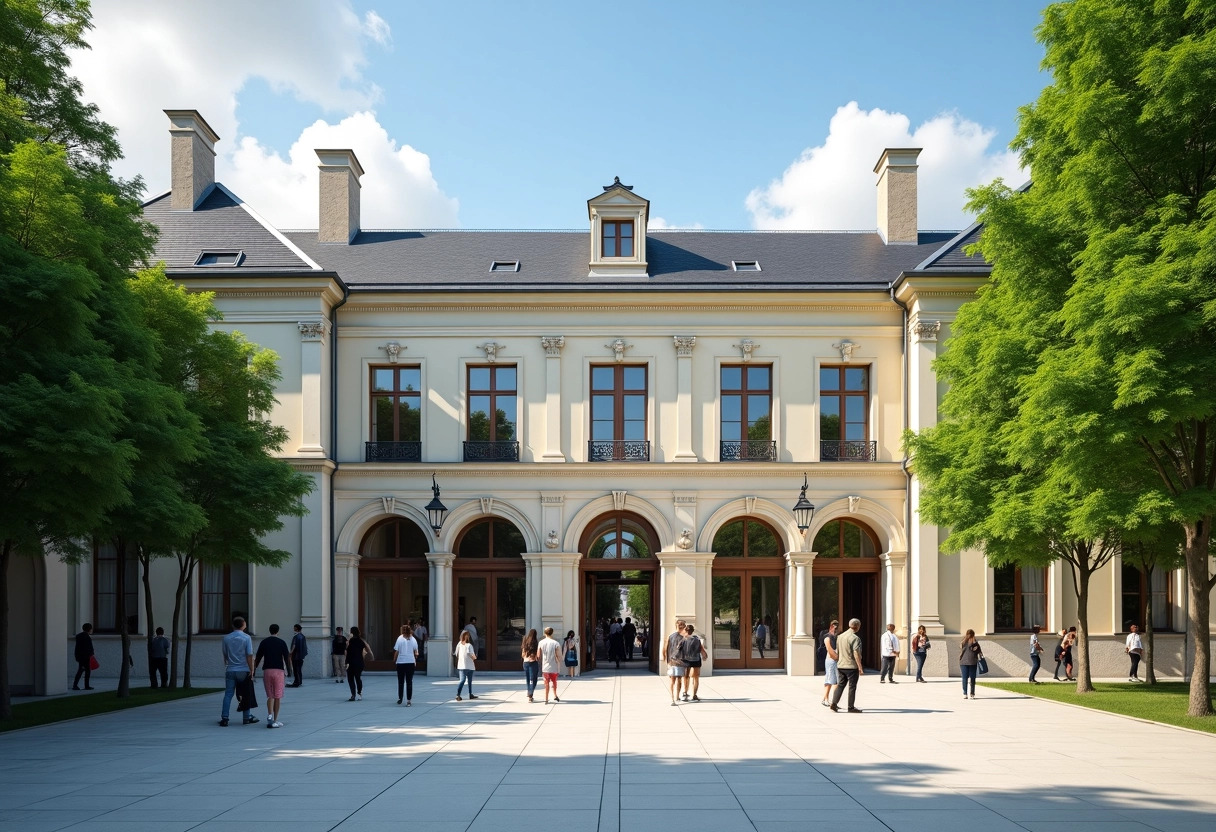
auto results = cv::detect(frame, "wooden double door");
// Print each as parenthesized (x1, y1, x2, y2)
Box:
(454, 571, 526, 671)
(812, 568, 880, 671)
(360, 568, 429, 672)
(711, 566, 785, 669)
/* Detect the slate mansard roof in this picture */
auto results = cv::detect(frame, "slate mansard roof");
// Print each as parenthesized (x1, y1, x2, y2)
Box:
(144, 183, 990, 290)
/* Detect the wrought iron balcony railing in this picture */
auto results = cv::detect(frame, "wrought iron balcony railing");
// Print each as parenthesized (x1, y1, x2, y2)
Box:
(463, 440, 520, 462)
(720, 440, 778, 461)
(820, 440, 878, 462)
(365, 441, 422, 462)
(587, 439, 650, 462)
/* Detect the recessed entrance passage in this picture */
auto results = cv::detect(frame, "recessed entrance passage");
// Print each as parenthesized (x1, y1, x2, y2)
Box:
(811, 518, 882, 671)
(579, 511, 659, 673)
(358, 518, 430, 672)
(453, 518, 527, 672)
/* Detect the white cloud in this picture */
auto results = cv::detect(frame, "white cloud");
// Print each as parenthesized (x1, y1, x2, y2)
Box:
(746, 102, 1024, 230)
(648, 216, 705, 230)
(69, 0, 457, 228)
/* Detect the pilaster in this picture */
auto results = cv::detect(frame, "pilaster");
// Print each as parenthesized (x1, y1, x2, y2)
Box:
(786, 551, 816, 676)
(297, 319, 330, 456)
(523, 551, 582, 671)
(426, 552, 455, 676)
(541, 336, 566, 462)
(673, 336, 698, 462)
(908, 317, 943, 635)
(657, 551, 714, 674)
(881, 549, 908, 672)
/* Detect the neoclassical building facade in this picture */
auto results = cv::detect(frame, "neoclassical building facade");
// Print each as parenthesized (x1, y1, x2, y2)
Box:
(7, 111, 1210, 694)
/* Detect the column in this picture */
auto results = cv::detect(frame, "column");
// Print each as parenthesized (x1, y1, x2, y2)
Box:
(908, 318, 944, 635)
(298, 464, 333, 640)
(297, 319, 330, 456)
(657, 551, 714, 673)
(426, 552, 455, 676)
(541, 336, 566, 462)
(786, 551, 816, 676)
(334, 553, 359, 633)
(881, 549, 908, 672)
(673, 336, 698, 462)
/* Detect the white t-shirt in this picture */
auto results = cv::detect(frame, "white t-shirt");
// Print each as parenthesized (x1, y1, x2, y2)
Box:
(1126, 632, 1143, 652)
(881, 631, 900, 657)
(463, 623, 478, 642)
(393, 635, 418, 664)
(454, 641, 477, 670)
(538, 636, 562, 674)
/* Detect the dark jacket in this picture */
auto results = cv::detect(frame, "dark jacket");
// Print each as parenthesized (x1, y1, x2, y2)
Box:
(75, 631, 94, 663)
(291, 631, 308, 658)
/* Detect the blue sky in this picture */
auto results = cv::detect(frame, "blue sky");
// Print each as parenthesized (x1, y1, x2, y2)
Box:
(73, 1, 1049, 231)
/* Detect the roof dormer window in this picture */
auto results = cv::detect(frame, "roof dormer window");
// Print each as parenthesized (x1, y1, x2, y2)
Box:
(194, 250, 244, 266)
(602, 221, 634, 257)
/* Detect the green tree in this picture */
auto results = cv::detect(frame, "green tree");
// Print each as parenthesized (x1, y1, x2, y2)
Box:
(1121, 525, 1186, 684)
(1008, 0, 1216, 715)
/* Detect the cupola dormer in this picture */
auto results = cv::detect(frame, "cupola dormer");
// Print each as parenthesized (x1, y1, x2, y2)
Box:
(587, 177, 649, 278)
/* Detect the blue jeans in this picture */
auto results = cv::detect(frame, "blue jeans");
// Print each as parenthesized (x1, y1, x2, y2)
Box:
(456, 668, 474, 697)
(914, 651, 927, 681)
(961, 664, 978, 695)
(221, 669, 247, 719)
(524, 661, 538, 697)
(1029, 652, 1041, 682)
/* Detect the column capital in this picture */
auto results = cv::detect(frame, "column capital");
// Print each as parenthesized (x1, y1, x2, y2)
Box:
(520, 551, 582, 566)
(541, 335, 565, 356)
(334, 552, 360, 569)
(298, 318, 331, 343)
(785, 551, 817, 568)
(910, 319, 941, 343)
(425, 552, 456, 568)
(880, 549, 908, 566)
(656, 551, 716, 567)
(673, 335, 696, 356)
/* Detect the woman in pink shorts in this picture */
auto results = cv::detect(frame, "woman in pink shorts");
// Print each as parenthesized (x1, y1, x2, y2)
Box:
(537, 627, 563, 704)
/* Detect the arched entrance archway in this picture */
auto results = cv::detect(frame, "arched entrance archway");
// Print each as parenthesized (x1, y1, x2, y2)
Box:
(359, 517, 430, 671)
(811, 517, 882, 670)
(579, 511, 659, 673)
(711, 517, 785, 669)
(453, 518, 527, 671)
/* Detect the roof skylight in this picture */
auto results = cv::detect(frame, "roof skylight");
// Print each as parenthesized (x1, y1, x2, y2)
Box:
(195, 250, 244, 267)
(732, 260, 761, 272)
(489, 260, 520, 273)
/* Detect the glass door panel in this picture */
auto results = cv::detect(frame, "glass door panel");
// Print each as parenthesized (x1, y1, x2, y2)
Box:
(751, 575, 781, 665)
(496, 576, 526, 666)
(812, 576, 839, 672)
(712, 576, 743, 664)
(401, 574, 429, 669)
(363, 576, 393, 670)
(457, 576, 488, 665)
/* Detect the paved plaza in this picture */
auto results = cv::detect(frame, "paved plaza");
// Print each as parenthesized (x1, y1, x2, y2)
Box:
(3, 671, 1215, 832)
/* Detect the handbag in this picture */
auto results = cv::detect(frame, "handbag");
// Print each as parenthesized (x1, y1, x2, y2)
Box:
(88, 655, 100, 671)
(977, 657, 989, 675)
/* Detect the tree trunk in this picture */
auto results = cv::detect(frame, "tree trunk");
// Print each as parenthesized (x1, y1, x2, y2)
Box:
(168, 556, 187, 689)
(1183, 520, 1213, 717)
(1144, 564, 1156, 685)
(0, 542, 12, 720)
(183, 565, 194, 689)
(1074, 552, 1095, 693)
(116, 537, 131, 698)
(140, 544, 154, 682)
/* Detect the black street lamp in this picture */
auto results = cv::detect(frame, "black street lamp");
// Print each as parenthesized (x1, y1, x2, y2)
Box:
(425, 474, 448, 536)
(792, 473, 816, 532)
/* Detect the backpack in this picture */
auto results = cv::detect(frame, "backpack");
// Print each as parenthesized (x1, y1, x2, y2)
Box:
(679, 635, 701, 663)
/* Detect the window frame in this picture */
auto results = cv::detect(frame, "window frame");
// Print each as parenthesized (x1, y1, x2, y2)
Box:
(467, 364, 518, 442)
(1121, 562, 1174, 632)
(720, 363, 773, 443)
(992, 564, 1048, 632)
(589, 363, 648, 443)
(711, 517, 783, 560)
(455, 518, 527, 561)
(198, 562, 249, 634)
(93, 540, 138, 634)
(811, 519, 882, 561)
(819, 364, 871, 443)
(601, 220, 635, 258)
(359, 517, 430, 560)
(369, 365, 422, 442)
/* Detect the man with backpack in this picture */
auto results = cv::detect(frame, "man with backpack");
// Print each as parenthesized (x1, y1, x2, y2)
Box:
(662, 618, 688, 706)
(681, 623, 708, 702)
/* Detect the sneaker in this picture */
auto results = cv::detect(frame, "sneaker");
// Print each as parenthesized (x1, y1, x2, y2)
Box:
(267, 720, 274, 728)
(682, 693, 689, 701)
(890, 680, 898, 684)
(821, 700, 829, 707)
(969, 694, 976, 700)
(879, 679, 886, 684)
(218, 718, 229, 727)
(468, 695, 478, 700)
(554, 696, 560, 702)
(455, 695, 462, 701)
(356, 694, 362, 701)
(406, 701, 412, 707)
(670, 701, 677, 706)
(348, 696, 356, 701)
(847, 708, 863, 713)
(828, 704, 839, 713)
(528, 696, 534, 703)
(397, 698, 403, 705)
(271, 721, 284, 728)
(692, 695, 700, 702)
(243, 716, 260, 725)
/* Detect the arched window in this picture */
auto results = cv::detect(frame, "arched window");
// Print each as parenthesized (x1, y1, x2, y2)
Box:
(712, 518, 781, 558)
(456, 519, 525, 559)
(360, 518, 428, 558)
(812, 519, 880, 558)
(582, 513, 658, 559)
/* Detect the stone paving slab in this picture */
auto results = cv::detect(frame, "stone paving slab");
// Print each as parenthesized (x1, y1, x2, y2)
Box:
(1, 672, 1215, 831)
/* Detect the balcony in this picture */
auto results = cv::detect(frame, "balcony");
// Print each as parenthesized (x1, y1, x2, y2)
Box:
(820, 440, 878, 462)
(588, 439, 650, 462)
(365, 441, 421, 462)
(720, 440, 778, 462)
(463, 440, 520, 462)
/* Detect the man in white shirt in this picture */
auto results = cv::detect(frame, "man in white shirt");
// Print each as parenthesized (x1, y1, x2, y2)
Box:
(879, 623, 900, 683)
(1125, 624, 1144, 682)
(538, 627, 563, 704)
(463, 618, 479, 656)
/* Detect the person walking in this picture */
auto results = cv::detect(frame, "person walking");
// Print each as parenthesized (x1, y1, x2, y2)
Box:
(254, 623, 291, 728)
(682, 624, 708, 702)
(663, 619, 688, 705)
(393, 624, 419, 705)
(1125, 624, 1144, 682)
(1029, 625, 1044, 684)
(1052, 628, 1067, 681)
(345, 626, 371, 701)
(911, 625, 930, 683)
(331, 627, 348, 684)
(879, 623, 900, 683)
(521, 629, 539, 702)
(454, 630, 477, 701)
(219, 616, 258, 726)
(148, 626, 170, 689)
(753, 618, 768, 659)
(622, 617, 637, 661)
(830, 618, 864, 713)
(72, 623, 95, 690)
(538, 626, 563, 704)
(608, 618, 625, 668)
(820, 620, 839, 706)
(1060, 627, 1077, 681)
(563, 630, 579, 678)
(414, 619, 428, 661)
(959, 629, 983, 699)
(289, 624, 308, 687)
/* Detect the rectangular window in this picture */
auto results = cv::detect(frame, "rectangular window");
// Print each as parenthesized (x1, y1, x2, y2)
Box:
(94, 541, 138, 634)
(200, 563, 249, 633)
(721, 364, 773, 460)
(602, 220, 634, 258)
(994, 565, 1047, 631)
(370, 366, 422, 442)
(591, 364, 646, 441)
(1121, 562, 1172, 631)
(468, 365, 517, 441)
(819, 365, 869, 441)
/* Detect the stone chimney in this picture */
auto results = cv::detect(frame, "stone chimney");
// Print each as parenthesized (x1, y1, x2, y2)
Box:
(165, 110, 219, 211)
(316, 149, 364, 244)
(874, 147, 921, 244)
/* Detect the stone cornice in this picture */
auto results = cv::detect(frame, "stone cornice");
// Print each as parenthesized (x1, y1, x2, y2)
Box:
(285, 458, 337, 473)
(344, 303, 902, 315)
(656, 551, 716, 566)
(335, 463, 906, 479)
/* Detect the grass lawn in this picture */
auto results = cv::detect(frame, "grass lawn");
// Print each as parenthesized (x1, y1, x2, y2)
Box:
(981, 680, 1216, 734)
(1, 686, 220, 733)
